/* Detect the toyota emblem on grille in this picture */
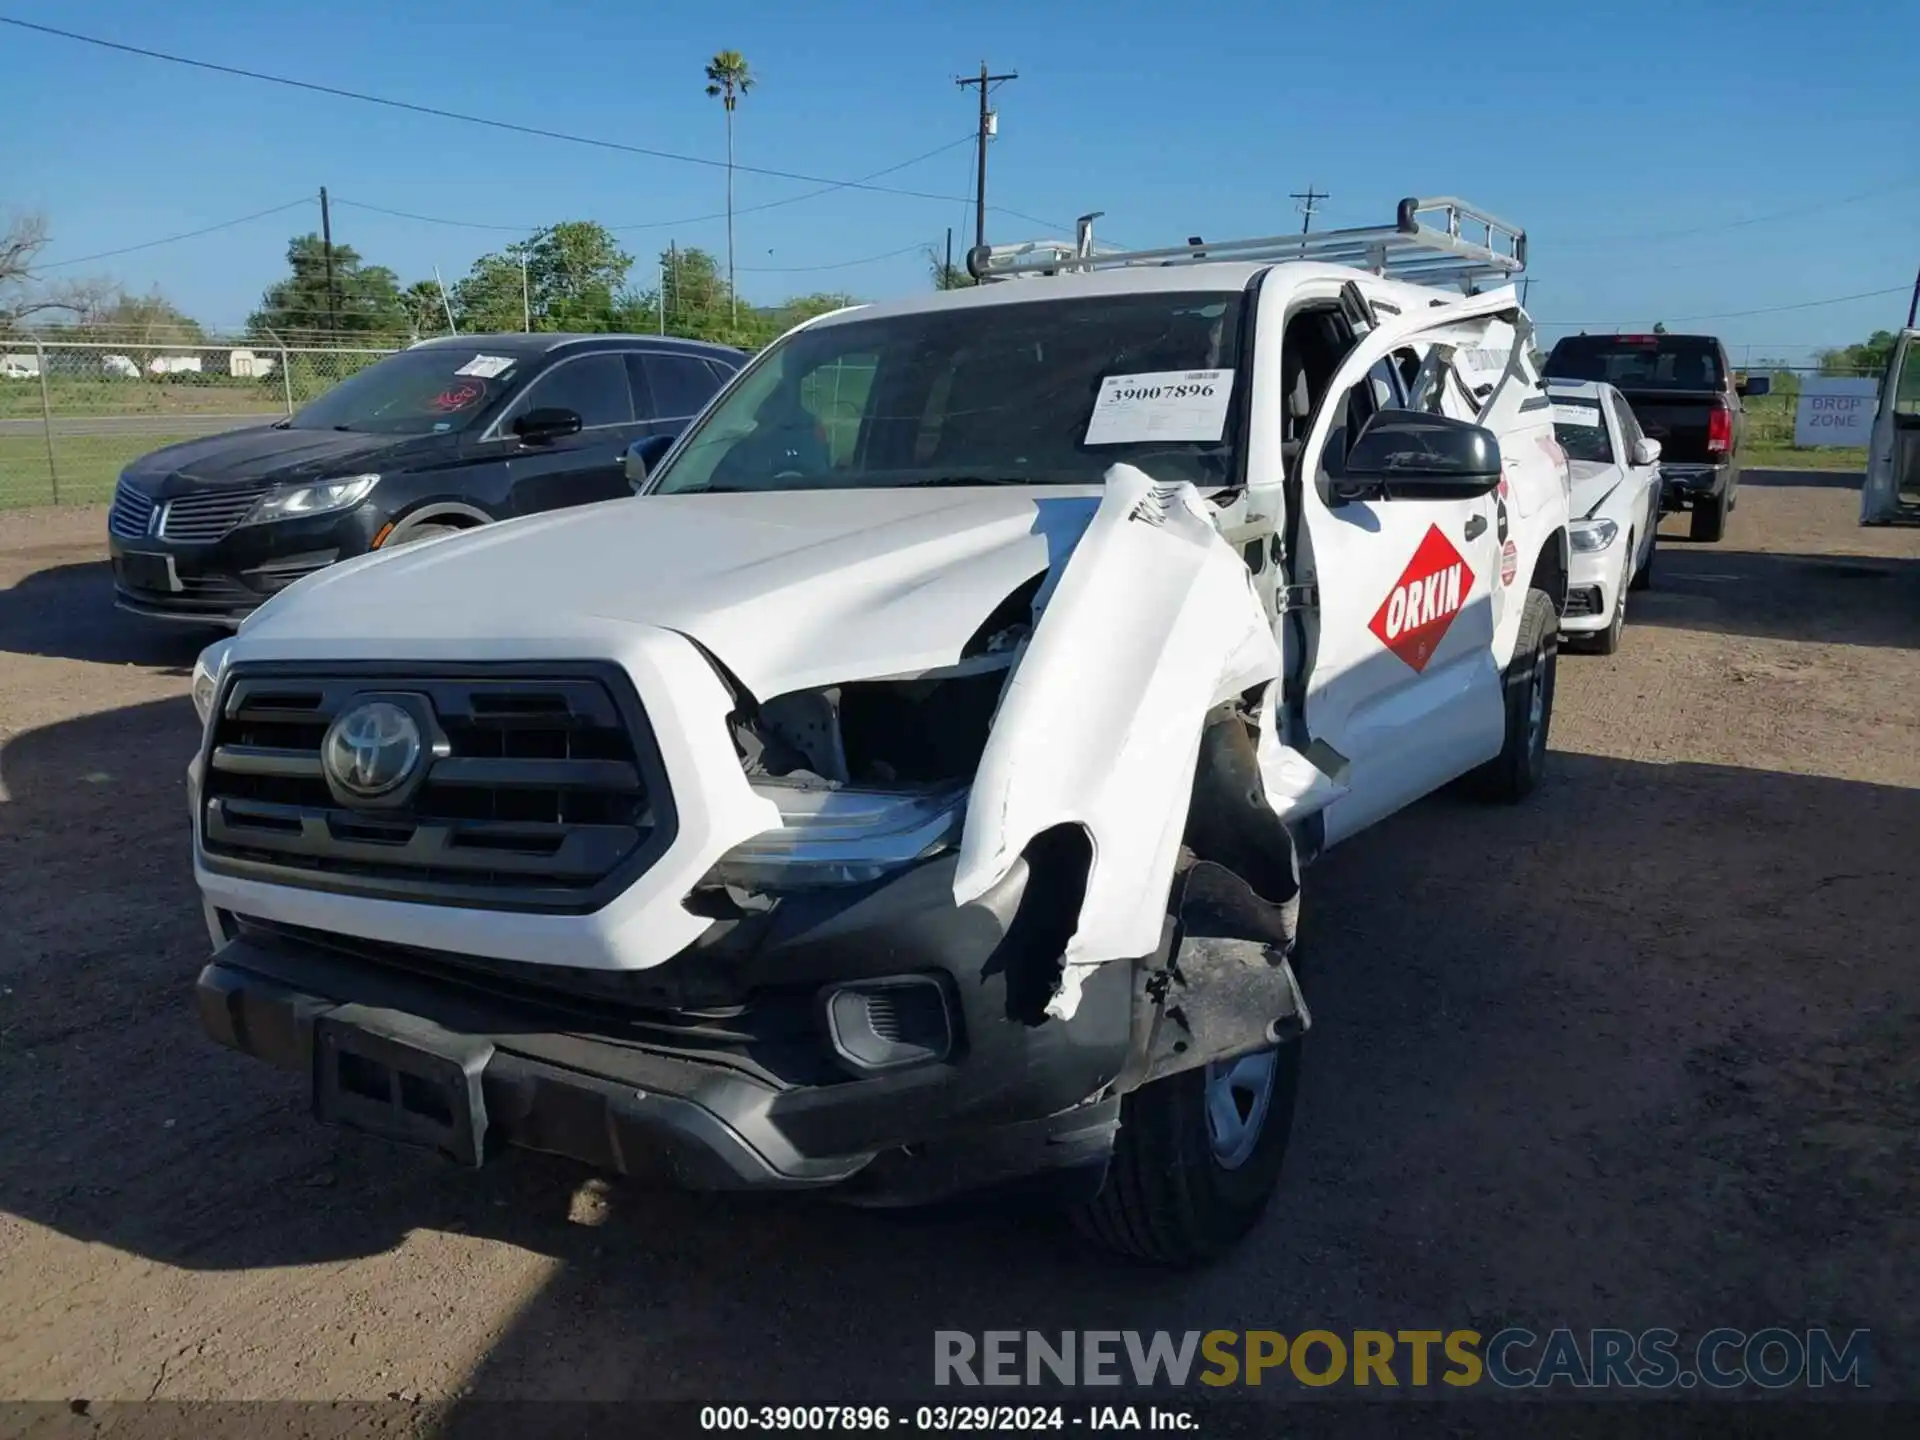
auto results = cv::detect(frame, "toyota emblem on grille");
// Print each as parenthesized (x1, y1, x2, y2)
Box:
(322, 700, 423, 800)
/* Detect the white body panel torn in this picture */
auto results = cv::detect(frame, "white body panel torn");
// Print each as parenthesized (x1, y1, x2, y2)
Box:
(952, 466, 1284, 1019)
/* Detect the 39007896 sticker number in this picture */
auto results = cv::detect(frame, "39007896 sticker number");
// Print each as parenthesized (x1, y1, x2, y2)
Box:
(1108, 381, 1218, 403)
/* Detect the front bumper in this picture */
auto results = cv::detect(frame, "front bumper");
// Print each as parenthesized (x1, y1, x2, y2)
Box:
(196, 853, 1140, 1204)
(1560, 544, 1622, 632)
(110, 502, 385, 624)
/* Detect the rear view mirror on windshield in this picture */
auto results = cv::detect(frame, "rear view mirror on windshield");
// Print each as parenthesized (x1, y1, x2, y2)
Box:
(1334, 409, 1502, 501)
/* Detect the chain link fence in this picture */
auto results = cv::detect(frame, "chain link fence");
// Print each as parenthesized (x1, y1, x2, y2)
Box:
(0, 338, 1894, 510)
(1738, 364, 1879, 457)
(0, 332, 399, 509)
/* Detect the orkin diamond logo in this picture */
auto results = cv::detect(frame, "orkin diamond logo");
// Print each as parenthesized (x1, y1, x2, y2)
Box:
(1368, 524, 1476, 672)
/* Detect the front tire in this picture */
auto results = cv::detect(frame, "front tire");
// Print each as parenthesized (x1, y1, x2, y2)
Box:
(1474, 586, 1558, 802)
(385, 520, 469, 549)
(1071, 1042, 1302, 1265)
(1586, 549, 1631, 656)
(1630, 526, 1655, 591)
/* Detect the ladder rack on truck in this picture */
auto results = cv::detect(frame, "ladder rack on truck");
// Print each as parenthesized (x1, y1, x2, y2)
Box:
(967, 196, 1526, 295)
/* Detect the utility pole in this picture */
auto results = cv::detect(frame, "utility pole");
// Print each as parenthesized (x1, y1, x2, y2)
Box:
(1907, 263, 1919, 328)
(1289, 186, 1326, 255)
(944, 227, 954, 289)
(319, 186, 338, 340)
(957, 61, 1017, 253)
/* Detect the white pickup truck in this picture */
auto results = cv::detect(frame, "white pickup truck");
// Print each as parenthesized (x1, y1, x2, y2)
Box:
(1862, 325, 1918, 525)
(187, 198, 1571, 1265)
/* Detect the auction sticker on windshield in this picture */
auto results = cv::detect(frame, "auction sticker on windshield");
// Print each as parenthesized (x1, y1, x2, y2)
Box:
(1551, 403, 1603, 427)
(454, 354, 516, 379)
(1084, 369, 1233, 445)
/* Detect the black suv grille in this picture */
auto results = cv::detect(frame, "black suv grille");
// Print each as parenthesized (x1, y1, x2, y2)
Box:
(108, 480, 156, 539)
(198, 665, 676, 913)
(160, 485, 269, 543)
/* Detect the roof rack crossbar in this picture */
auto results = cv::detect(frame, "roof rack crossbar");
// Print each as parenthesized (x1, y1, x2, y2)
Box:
(966, 196, 1526, 293)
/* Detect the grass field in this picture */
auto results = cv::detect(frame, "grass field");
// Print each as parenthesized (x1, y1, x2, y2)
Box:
(0, 434, 194, 508)
(0, 378, 286, 422)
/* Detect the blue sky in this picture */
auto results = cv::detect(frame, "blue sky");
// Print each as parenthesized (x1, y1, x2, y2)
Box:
(4, 0, 1916, 362)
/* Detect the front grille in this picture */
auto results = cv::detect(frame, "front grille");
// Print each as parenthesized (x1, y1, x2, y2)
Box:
(108, 480, 156, 539)
(159, 485, 269, 543)
(199, 665, 676, 913)
(1563, 586, 1603, 618)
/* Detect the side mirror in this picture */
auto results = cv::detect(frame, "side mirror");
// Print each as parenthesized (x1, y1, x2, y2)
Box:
(511, 407, 582, 444)
(1632, 436, 1662, 466)
(1335, 409, 1502, 501)
(624, 433, 675, 488)
(1736, 375, 1772, 398)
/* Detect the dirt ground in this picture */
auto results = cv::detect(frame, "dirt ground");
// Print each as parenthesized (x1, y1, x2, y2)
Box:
(0, 473, 1915, 1415)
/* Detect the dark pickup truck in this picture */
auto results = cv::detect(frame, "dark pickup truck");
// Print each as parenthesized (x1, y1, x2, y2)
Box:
(1543, 332, 1769, 542)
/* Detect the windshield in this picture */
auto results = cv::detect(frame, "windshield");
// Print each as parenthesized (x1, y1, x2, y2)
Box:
(650, 291, 1244, 495)
(1549, 394, 1613, 463)
(287, 347, 530, 434)
(1545, 336, 1724, 393)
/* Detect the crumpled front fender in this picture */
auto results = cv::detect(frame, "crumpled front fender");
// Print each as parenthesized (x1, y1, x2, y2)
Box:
(951, 466, 1290, 1019)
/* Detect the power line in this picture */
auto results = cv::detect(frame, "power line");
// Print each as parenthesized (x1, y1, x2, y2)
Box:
(332, 136, 978, 237)
(31, 197, 314, 270)
(738, 240, 933, 274)
(0, 16, 1012, 209)
(1538, 283, 1912, 326)
(1552, 175, 1920, 248)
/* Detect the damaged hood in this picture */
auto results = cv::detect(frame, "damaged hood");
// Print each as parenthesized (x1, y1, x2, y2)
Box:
(1568, 461, 1628, 519)
(239, 487, 1104, 697)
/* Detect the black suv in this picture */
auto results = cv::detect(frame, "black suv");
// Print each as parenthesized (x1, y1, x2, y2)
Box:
(1542, 332, 1768, 543)
(107, 333, 744, 625)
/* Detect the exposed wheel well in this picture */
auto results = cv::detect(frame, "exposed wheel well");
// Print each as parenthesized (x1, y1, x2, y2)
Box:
(1530, 528, 1569, 614)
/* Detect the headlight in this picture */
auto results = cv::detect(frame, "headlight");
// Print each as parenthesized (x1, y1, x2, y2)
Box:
(1570, 518, 1619, 552)
(707, 783, 967, 891)
(191, 637, 233, 727)
(244, 474, 379, 525)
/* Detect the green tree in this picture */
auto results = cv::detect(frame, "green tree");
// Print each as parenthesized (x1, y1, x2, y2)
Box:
(1652, 321, 1668, 335)
(925, 243, 974, 291)
(636, 245, 735, 342)
(1817, 330, 1899, 378)
(398, 279, 452, 342)
(773, 292, 858, 327)
(248, 234, 403, 342)
(449, 251, 524, 334)
(75, 287, 203, 345)
(451, 222, 634, 334)
(704, 49, 755, 327)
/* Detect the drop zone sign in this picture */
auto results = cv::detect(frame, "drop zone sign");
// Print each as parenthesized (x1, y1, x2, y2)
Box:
(1793, 377, 1878, 447)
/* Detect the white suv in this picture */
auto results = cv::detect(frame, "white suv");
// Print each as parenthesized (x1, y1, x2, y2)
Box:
(188, 198, 1570, 1265)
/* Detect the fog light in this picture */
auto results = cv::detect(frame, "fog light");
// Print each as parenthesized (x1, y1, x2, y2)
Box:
(822, 977, 953, 1075)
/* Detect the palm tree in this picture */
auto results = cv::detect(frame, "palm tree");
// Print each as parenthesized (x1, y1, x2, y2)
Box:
(704, 50, 754, 328)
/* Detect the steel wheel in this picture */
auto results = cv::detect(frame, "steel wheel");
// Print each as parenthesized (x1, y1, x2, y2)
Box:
(1204, 1049, 1279, 1171)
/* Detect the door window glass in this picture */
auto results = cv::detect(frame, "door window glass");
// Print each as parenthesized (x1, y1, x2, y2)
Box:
(509, 354, 632, 430)
(642, 353, 725, 419)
